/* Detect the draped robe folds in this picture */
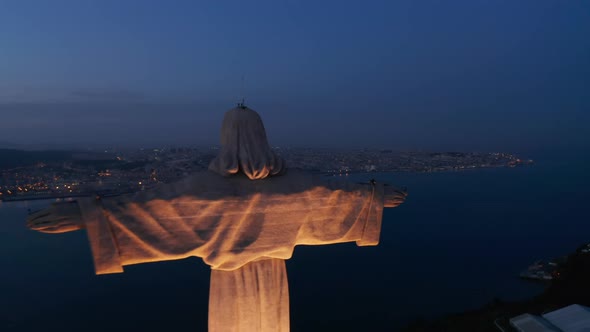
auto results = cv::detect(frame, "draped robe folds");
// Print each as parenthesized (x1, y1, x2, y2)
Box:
(208, 107, 286, 180)
(77, 169, 385, 331)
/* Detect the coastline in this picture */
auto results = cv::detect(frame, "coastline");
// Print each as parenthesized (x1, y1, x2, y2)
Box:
(2, 163, 534, 202)
(401, 244, 590, 332)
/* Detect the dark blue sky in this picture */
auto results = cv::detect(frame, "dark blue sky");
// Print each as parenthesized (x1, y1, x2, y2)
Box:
(1, 0, 589, 153)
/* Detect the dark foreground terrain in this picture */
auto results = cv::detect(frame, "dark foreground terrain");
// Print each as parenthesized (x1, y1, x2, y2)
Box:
(402, 245, 590, 331)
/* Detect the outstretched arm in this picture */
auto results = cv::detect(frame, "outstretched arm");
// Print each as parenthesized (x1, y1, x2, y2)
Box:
(384, 185, 407, 208)
(25, 173, 409, 274)
(27, 200, 84, 234)
(25, 185, 406, 234)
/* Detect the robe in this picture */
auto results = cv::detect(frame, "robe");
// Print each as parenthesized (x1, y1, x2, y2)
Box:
(77, 169, 385, 331)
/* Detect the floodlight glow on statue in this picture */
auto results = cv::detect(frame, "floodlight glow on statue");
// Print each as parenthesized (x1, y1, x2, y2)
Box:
(27, 104, 407, 332)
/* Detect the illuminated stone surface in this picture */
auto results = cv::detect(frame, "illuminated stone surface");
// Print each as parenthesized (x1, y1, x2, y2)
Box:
(78, 169, 385, 275)
(209, 106, 286, 180)
(210, 258, 289, 332)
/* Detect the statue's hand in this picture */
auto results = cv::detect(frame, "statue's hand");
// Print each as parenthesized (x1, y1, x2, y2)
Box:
(26, 201, 84, 234)
(384, 186, 407, 208)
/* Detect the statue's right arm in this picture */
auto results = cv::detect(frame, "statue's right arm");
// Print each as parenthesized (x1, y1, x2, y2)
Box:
(383, 185, 407, 208)
(27, 200, 84, 234)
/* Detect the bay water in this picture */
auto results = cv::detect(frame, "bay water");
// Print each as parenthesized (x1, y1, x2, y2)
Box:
(1, 153, 588, 331)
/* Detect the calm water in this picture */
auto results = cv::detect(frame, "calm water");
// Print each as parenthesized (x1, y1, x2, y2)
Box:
(1, 154, 588, 331)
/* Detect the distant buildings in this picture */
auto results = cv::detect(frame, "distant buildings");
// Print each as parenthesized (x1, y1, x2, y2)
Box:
(0, 147, 532, 201)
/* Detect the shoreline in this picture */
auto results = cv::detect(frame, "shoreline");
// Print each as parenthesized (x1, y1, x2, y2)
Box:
(1, 164, 533, 202)
(401, 243, 590, 331)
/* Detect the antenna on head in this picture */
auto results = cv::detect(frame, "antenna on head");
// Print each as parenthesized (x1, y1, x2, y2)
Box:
(237, 75, 246, 109)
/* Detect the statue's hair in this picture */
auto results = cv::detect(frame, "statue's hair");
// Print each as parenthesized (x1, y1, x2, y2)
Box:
(208, 107, 286, 180)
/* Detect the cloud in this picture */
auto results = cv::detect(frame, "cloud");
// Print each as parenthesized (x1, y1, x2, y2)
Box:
(70, 89, 145, 101)
(0, 86, 146, 103)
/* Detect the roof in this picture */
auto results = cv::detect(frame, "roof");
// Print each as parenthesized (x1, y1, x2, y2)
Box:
(543, 304, 590, 332)
(510, 313, 561, 332)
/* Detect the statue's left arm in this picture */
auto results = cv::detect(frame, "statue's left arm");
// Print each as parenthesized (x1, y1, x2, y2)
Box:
(27, 173, 230, 274)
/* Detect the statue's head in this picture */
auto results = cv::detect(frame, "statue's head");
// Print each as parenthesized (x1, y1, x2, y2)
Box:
(208, 106, 286, 180)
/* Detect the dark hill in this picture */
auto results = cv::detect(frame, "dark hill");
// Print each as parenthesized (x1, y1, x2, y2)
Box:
(402, 246, 590, 331)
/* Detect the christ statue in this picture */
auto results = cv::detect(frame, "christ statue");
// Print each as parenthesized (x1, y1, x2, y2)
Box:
(27, 105, 407, 332)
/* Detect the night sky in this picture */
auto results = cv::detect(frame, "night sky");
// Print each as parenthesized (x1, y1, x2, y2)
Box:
(1, 0, 589, 153)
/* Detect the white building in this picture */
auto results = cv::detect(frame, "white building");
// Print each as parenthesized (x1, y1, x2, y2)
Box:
(510, 304, 590, 332)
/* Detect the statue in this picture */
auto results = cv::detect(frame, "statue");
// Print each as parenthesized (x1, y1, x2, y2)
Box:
(27, 105, 407, 331)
